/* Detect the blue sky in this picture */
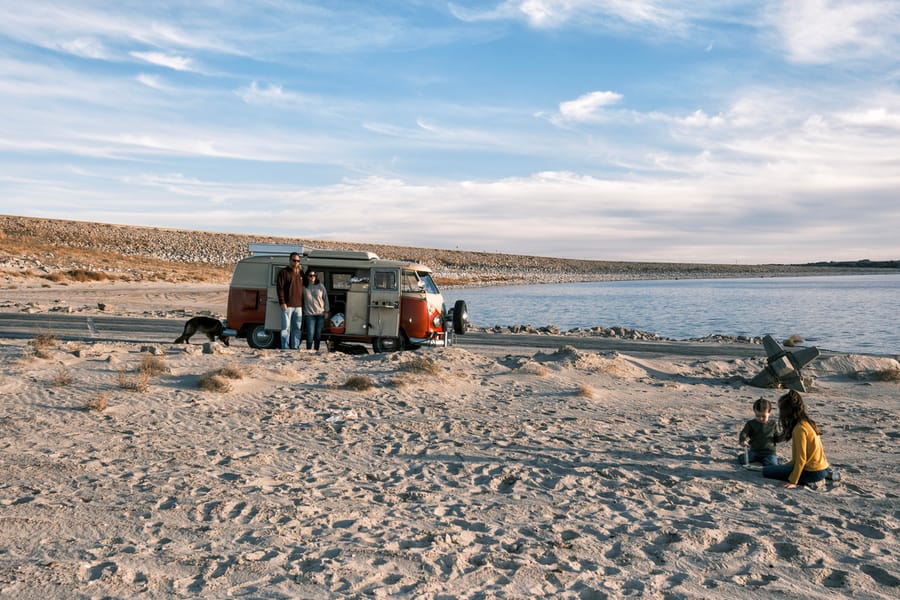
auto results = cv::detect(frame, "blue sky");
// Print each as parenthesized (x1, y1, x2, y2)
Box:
(1, 1, 898, 264)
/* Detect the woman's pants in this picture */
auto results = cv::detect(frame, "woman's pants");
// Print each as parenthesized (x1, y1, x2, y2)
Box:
(304, 314, 325, 350)
(762, 464, 827, 485)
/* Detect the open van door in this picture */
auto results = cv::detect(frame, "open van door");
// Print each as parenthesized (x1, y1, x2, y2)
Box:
(368, 267, 402, 351)
(264, 263, 283, 334)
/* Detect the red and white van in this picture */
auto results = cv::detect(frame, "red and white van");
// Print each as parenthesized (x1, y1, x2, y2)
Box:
(224, 244, 468, 351)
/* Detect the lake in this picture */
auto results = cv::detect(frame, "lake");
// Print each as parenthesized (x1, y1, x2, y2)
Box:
(454, 273, 900, 356)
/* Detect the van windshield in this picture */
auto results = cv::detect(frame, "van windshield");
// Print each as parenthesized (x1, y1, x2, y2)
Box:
(418, 272, 439, 294)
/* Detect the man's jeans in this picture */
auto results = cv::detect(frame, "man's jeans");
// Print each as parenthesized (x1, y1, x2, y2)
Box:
(281, 307, 302, 349)
(304, 314, 325, 350)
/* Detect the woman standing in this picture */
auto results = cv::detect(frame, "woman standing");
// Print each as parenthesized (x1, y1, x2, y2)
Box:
(762, 390, 830, 488)
(302, 271, 330, 351)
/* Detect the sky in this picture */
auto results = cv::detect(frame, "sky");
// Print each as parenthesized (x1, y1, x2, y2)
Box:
(1, 1, 899, 264)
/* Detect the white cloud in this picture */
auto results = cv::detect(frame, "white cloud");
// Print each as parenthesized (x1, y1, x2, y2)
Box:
(234, 81, 307, 106)
(770, 0, 900, 64)
(451, 0, 693, 32)
(136, 73, 166, 90)
(130, 51, 196, 72)
(557, 91, 623, 122)
(58, 37, 110, 60)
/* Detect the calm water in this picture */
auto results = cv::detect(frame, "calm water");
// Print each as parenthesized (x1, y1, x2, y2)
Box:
(455, 274, 900, 356)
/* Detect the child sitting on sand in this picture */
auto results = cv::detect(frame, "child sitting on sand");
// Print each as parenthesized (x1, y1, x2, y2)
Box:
(738, 398, 780, 466)
(762, 390, 837, 488)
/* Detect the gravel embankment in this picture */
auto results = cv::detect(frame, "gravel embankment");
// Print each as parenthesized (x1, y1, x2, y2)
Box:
(0, 214, 890, 287)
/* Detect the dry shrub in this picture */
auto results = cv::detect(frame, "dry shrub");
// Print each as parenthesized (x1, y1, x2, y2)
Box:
(344, 375, 374, 391)
(43, 272, 69, 283)
(197, 364, 244, 392)
(67, 269, 109, 283)
(198, 372, 232, 392)
(117, 368, 150, 392)
(84, 392, 110, 412)
(30, 332, 58, 358)
(217, 364, 245, 380)
(577, 383, 596, 398)
(397, 355, 440, 375)
(139, 354, 170, 376)
(871, 368, 900, 382)
(783, 334, 804, 347)
(50, 366, 74, 387)
(519, 362, 549, 377)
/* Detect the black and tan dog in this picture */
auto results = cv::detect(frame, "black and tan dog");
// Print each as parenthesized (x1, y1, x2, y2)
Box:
(174, 316, 230, 346)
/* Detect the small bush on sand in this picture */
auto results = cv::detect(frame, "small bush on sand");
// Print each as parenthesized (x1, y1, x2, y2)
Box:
(519, 362, 549, 377)
(198, 372, 232, 392)
(29, 332, 58, 358)
(217, 364, 245, 380)
(871, 368, 900, 382)
(84, 392, 110, 412)
(783, 334, 804, 347)
(197, 365, 244, 392)
(577, 383, 596, 398)
(397, 356, 440, 375)
(50, 366, 74, 387)
(139, 354, 170, 376)
(117, 368, 150, 392)
(344, 375, 374, 391)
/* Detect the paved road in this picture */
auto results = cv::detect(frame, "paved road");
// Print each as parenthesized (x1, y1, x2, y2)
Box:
(0, 312, 778, 359)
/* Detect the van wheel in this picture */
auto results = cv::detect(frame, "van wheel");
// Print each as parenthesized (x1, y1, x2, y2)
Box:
(401, 332, 421, 351)
(373, 337, 401, 353)
(247, 325, 278, 349)
(452, 300, 469, 334)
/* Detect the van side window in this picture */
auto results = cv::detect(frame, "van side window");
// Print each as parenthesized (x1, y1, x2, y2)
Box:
(373, 271, 397, 291)
(331, 273, 353, 290)
(401, 271, 420, 292)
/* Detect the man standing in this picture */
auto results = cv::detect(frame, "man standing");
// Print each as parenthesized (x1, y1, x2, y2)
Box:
(276, 252, 304, 349)
(302, 270, 330, 351)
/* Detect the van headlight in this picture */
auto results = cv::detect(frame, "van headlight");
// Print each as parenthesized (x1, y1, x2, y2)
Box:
(432, 314, 443, 328)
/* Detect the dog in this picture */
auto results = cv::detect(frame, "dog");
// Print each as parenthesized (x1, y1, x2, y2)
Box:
(174, 316, 230, 346)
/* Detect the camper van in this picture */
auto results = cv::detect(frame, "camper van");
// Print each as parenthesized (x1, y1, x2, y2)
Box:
(224, 244, 468, 351)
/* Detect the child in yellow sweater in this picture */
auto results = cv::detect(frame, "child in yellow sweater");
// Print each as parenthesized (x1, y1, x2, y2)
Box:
(762, 390, 831, 488)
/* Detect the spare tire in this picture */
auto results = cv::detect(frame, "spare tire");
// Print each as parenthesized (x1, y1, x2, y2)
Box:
(452, 300, 469, 335)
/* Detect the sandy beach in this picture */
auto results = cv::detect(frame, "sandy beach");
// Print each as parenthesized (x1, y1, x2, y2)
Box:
(0, 282, 898, 599)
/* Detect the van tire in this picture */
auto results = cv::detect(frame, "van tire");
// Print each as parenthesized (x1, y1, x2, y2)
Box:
(372, 336, 401, 353)
(452, 300, 469, 334)
(247, 325, 279, 349)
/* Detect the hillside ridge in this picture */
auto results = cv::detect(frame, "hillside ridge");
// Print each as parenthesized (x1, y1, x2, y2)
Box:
(0, 214, 891, 286)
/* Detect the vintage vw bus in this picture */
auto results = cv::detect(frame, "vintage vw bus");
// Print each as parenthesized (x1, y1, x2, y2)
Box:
(224, 244, 468, 351)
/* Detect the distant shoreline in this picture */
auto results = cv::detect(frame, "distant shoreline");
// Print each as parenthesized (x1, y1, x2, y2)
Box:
(2, 214, 897, 287)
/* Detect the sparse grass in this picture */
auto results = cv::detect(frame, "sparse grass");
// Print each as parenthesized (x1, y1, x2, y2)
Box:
(519, 362, 549, 377)
(397, 355, 440, 375)
(50, 366, 74, 387)
(139, 354, 170, 376)
(43, 269, 110, 283)
(344, 375, 374, 391)
(84, 392, 110, 412)
(198, 373, 232, 392)
(783, 334, 804, 347)
(117, 368, 150, 392)
(29, 332, 58, 358)
(217, 364, 246, 379)
(871, 368, 900, 382)
(577, 383, 596, 398)
(198, 364, 245, 392)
